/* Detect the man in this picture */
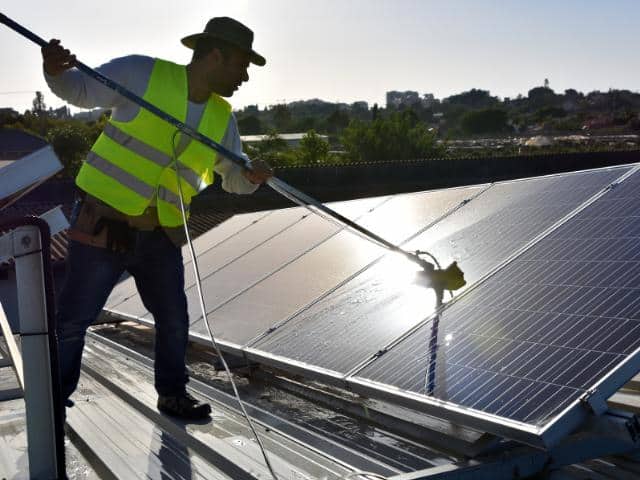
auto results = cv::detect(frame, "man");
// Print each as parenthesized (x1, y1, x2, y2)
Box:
(42, 17, 272, 419)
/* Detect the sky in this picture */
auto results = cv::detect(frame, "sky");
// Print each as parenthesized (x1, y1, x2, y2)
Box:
(1, 0, 639, 113)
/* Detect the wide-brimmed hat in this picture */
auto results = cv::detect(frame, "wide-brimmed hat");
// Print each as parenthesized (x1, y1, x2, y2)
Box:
(181, 17, 266, 66)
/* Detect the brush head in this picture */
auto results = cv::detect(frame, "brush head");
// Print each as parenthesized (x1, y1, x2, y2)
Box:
(432, 261, 466, 292)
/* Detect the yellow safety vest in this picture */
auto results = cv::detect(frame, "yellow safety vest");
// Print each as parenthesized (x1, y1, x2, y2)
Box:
(75, 58, 232, 227)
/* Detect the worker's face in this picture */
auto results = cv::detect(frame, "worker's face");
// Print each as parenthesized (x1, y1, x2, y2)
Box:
(207, 47, 250, 97)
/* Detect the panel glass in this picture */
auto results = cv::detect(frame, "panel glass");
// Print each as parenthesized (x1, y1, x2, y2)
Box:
(180, 207, 306, 293)
(144, 196, 388, 328)
(252, 167, 630, 375)
(409, 167, 629, 286)
(206, 187, 481, 345)
(354, 168, 640, 429)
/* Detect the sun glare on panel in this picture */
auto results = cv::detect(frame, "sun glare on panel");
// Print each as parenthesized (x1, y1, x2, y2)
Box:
(374, 252, 439, 327)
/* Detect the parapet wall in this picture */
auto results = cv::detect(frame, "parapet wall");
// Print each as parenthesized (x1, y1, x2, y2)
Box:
(195, 149, 640, 212)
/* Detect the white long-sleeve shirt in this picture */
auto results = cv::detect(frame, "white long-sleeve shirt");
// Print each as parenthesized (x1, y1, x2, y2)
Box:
(45, 55, 258, 195)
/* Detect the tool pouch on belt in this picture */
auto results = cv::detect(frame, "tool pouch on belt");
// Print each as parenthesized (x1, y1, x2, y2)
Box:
(68, 197, 135, 252)
(93, 218, 135, 253)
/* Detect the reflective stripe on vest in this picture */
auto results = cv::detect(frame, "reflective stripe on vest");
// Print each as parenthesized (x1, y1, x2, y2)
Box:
(157, 186, 189, 213)
(101, 122, 203, 193)
(75, 58, 232, 226)
(85, 151, 155, 198)
(102, 123, 172, 168)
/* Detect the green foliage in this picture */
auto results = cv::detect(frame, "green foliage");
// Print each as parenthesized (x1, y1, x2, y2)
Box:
(535, 106, 567, 121)
(271, 104, 292, 131)
(325, 109, 350, 135)
(46, 121, 98, 178)
(245, 130, 292, 167)
(444, 89, 499, 109)
(546, 117, 583, 132)
(237, 114, 263, 134)
(460, 109, 509, 135)
(291, 116, 317, 132)
(527, 86, 558, 110)
(295, 130, 330, 164)
(340, 112, 443, 162)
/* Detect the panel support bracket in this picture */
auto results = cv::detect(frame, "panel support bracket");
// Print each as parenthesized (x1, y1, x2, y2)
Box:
(581, 388, 609, 416)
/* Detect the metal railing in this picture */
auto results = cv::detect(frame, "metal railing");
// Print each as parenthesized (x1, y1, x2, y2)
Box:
(0, 214, 67, 479)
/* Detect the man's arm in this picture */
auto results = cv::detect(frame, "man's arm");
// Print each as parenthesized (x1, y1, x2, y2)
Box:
(42, 39, 152, 111)
(215, 114, 273, 193)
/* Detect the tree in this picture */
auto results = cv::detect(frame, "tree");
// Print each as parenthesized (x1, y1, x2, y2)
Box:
(296, 130, 329, 164)
(237, 114, 263, 135)
(371, 103, 379, 120)
(340, 112, 442, 162)
(325, 109, 350, 135)
(527, 86, 557, 110)
(292, 116, 317, 132)
(460, 109, 509, 135)
(32, 91, 47, 116)
(444, 89, 498, 109)
(535, 106, 567, 121)
(246, 130, 292, 166)
(271, 104, 292, 131)
(46, 122, 95, 178)
(24, 91, 53, 135)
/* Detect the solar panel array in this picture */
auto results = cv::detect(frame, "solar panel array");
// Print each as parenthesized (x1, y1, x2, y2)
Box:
(249, 168, 626, 375)
(352, 166, 640, 440)
(103, 165, 639, 445)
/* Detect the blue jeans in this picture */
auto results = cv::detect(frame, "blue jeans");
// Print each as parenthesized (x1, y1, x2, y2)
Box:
(56, 229, 190, 402)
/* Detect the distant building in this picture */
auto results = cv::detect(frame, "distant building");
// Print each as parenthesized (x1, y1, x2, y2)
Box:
(386, 90, 420, 109)
(49, 106, 71, 119)
(386, 91, 435, 109)
(241, 133, 328, 148)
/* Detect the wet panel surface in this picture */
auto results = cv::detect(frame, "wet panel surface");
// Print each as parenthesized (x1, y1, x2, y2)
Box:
(204, 187, 481, 345)
(354, 168, 640, 430)
(254, 168, 629, 375)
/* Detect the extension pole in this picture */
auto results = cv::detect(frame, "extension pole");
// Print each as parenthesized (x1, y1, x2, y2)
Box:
(0, 12, 440, 271)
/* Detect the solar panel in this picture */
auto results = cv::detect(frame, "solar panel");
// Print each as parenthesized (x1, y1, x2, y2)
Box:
(349, 166, 640, 446)
(193, 187, 482, 346)
(249, 168, 630, 376)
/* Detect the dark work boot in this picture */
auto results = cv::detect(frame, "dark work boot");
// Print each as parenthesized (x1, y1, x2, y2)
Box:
(157, 392, 211, 420)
